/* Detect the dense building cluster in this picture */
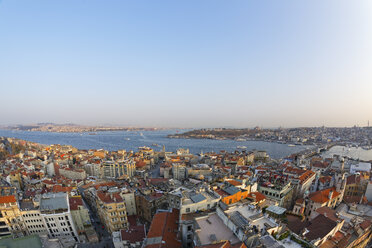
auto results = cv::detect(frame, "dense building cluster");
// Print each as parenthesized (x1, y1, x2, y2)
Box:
(170, 126, 372, 148)
(0, 136, 372, 248)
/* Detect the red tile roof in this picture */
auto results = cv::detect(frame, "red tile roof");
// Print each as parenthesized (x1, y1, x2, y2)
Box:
(226, 179, 242, 186)
(309, 187, 340, 204)
(0, 195, 16, 204)
(319, 176, 332, 184)
(69, 196, 83, 211)
(298, 170, 315, 183)
(315, 207, 341, 222)
(120, 225, 146, 244)
(52, 185, 73, 193)
(360, 220, 372, 229)
(246, 191, 266, 203)
(145, 209, 181, 248)
(97, 192, 123, 204)
(93, 181, 117, 190)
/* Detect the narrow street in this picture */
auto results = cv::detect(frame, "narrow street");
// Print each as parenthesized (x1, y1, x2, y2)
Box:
(78, 198, 114, 248)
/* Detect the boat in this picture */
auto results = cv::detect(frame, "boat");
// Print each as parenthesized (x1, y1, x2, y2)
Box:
(88, 133, 97, 135)
(140, 132, 144, 136)
(235, 138, 247, 142)
(237, 146, 247, 149)
(288, 144, 296, 147)
(124, 138, 130, 141)
(152, 143, 160, 147)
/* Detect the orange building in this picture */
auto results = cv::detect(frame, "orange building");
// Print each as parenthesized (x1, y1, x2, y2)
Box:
(215, 186, 249, 205)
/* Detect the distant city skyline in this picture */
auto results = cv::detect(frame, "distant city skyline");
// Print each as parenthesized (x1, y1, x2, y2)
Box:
(1, 0, 372, 127)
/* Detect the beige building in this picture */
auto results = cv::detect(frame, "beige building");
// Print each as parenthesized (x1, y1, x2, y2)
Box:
(0, 195, 24, 237)
(101, 159, 136, 179)
(96, 191, 129, 233)
(20, 202, 48, 236)
(119, 189, 136, 216)
(172, 163, 187, 181)
(305, 187, 342, 217)
(59, 168, 87, 180)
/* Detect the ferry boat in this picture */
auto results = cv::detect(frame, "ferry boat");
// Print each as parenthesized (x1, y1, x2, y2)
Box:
(237, 146, 247, 149)
(288, 144, 296, 147)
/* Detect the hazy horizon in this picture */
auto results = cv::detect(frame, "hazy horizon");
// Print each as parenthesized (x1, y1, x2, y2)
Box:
(1, 0, 372, 127)
(1, 122, 371, 130)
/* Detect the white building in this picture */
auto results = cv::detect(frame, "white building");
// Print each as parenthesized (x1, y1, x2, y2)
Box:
(101, 159, 136, 179)
(169, 186, 221, 215)
(21, 208, 48, 236)
(172, 163, 187, 181)
(84, 163, 101, 177)
(350, 162, 371, 174)
(39, 193, 79, 242)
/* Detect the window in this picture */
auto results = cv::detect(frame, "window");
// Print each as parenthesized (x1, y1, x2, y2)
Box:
(186, 208, 190, 213)
(187, 225, 192, 231)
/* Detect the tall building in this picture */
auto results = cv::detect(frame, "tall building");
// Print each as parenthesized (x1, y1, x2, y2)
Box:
(119, 188, 137, 216)
(96, 191, 128, 233)
(121, 159, 136, 178)
(101, 159, 136, 179)
(172, 163, 187, 181)
(39, 193, 80, 242)
(20, 201, 48, 236)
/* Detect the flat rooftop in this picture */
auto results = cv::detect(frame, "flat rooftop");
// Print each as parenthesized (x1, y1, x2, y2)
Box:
(40, 192, 68, 212)
(266, 205, 287, 215)
(195, 213, 240, 245)
(225, 204, 278, 230)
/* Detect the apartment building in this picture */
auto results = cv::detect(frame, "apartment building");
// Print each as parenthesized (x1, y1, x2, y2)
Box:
(0, 195, 24, 237)
(101, 159, 136, 179)
(39, 193, 79, 242)
(96, 191, 128, 233)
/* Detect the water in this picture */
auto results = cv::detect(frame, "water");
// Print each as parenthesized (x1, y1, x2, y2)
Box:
(0, 129, 311, 159)
(322, 145, 372, 161)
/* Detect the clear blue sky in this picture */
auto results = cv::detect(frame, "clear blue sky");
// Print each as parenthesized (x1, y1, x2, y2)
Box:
(1, 0, 371, 128)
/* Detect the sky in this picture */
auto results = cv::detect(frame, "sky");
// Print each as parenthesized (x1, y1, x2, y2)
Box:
(1, 0, 372, 128)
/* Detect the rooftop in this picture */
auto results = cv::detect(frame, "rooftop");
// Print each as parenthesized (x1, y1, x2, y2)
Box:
(69, 196, 83, 211)
(309, 187, 340, 204)
(40, 192, 68, 212)
(0, 234, 42, 248)
(0, 195, 16, 204)
(120, 225, 146, 243)
(195, 213, 240, 246)
(145, 209, 181, 248)
(266, 205, 287, 215)
(225, 204, 278, 231)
